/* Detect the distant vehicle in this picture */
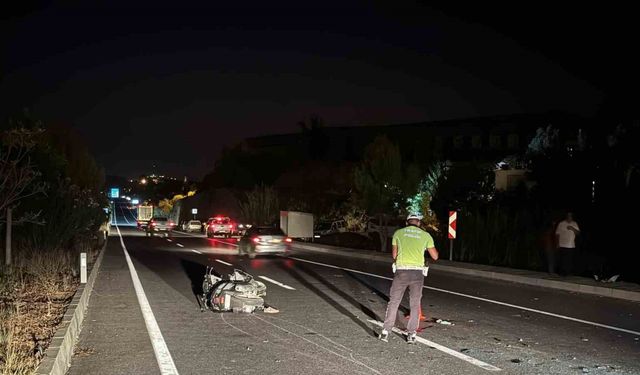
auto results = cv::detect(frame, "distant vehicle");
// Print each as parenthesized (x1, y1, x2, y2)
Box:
(280, 211, 314, 239)
(313, 220, 348, 238)
(137, 205, 154, 230)
(238, 226, 291, 258)
(235, 223, 253, 236)
(205, 216, 235, 238)
(184, 220, 202, 232)
(146, 217, 175, 237)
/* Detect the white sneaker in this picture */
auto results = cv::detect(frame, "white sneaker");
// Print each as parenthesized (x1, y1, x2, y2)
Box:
(379, 330, 389, 342)
(407, 332, 417, 344)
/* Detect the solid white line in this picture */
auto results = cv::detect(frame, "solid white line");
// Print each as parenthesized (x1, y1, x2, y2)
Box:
(191, 249, 202, 255)
(367, 320, 501, 372)
(176, 243, 184, 248)
(258, 276, 296, 290)
(288, 256, 640, 337)
(115, 225, 179, 375)
(215, 259, 233, 266)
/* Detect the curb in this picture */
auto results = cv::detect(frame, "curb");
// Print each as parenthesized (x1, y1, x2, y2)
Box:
(293, 243, 640, 303)
(36, 236, 108, 375)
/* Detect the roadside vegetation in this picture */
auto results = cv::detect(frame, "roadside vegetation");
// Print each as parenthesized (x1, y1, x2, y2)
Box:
(182, 115, 639, 282)
(1, 115, 107, 374)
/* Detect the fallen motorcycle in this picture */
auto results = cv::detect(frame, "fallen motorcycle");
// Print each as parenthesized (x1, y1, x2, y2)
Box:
(199, 266, 267, 313)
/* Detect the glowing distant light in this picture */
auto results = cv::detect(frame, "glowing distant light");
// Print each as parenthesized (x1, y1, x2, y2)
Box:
(140, 178, 147, 185)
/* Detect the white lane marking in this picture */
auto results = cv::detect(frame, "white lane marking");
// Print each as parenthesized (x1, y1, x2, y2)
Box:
(258, 276, 296, 290)
(215, 259, 233, 266)
(115, 225, 179, 375)
(211, 238, 239, 247)
(176, 243, 184, 248)
(191, 249, 202, 255)
(166, 239, 172, 242)
(367, 320, 501, 372)
(288, 256, 640, 337)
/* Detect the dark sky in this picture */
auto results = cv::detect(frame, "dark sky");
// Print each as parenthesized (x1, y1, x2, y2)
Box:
(1, 1, 635, 178)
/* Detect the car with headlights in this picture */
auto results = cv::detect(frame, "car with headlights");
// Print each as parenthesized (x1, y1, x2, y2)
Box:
(145, 217, 175, 237)
(238, 226, 291, 258)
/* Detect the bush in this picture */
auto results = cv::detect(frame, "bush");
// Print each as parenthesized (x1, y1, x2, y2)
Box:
(456, 203, 543, 270)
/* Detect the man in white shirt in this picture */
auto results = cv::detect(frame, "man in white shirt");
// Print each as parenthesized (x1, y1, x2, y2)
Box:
(555, 211, 580, 275)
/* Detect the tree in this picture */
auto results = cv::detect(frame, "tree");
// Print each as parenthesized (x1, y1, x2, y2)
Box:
(353, 136, 418, 251)
(0, 127, 47, 225)
(237, 185, 279, 226)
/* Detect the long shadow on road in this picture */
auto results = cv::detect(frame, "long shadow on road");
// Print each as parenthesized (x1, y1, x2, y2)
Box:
(278, 262, 379, 337)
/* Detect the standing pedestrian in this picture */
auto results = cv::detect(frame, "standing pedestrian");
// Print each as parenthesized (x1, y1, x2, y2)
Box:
(555, 211, 580, 275)
(379, 213, 439, 344)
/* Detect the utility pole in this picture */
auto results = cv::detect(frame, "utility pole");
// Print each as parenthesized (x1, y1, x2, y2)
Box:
(5, 208, 12, 266)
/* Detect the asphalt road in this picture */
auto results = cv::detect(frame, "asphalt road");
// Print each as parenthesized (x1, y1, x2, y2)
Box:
(69, 209, 640, 374)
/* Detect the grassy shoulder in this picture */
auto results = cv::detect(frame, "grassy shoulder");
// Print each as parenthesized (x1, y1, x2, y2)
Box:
(0, 235, 103, 375)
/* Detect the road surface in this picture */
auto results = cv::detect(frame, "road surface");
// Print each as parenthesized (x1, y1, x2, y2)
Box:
(70, 207, 639, 374)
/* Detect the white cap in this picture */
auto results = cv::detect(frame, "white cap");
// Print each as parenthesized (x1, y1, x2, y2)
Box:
(406, 213, 423, 221)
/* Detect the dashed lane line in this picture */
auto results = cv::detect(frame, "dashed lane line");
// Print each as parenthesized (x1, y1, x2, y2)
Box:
(215, 259, 233, 266)
(367, 320, 501, 372)
(258, 276, 296, 290)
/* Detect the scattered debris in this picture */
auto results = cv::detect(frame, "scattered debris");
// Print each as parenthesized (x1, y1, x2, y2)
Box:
(435, 319, 454, 326)
(264, 306, 280, 314)
(460, 348, 470, 353)
(246, 346, 252, 351)
(510, 359, 522, 364)
(73, 346, 96, 357)
(467, 320, 474, 323)
(581, 338, 589, 342)
(493, 337, 502, 342)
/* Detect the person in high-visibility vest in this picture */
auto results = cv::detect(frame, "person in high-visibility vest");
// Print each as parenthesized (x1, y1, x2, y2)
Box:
(379, 213, 439, 344)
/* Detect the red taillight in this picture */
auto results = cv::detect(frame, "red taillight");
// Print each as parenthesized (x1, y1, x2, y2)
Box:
(252, 237, 260, 244)
(285, 238, 292, 243)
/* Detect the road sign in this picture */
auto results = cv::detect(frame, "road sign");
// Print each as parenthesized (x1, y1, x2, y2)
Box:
(448, 211, 457, 239)
(110, 188, 120, 198)
(131, 199, 139, 205)
(191, 208, 198, 215)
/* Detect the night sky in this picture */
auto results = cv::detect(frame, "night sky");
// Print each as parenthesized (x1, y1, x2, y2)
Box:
(1, 2, 635, 179)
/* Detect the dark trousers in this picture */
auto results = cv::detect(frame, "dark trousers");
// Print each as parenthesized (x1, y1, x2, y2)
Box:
(383, 270, 424, 334)
(557, 247, 575, 276)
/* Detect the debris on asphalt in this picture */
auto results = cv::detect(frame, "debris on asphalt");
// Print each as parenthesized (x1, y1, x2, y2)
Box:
(246, 346, 252, 351)
(467, 319, 474, 323)
(511, 359, 522, 364)
(460, 348, 470, 353)
(435, 319, 454, 326)
(264, 306, 280, 313)
(581, 338, 589, 342)
(493, 337, 501, 342)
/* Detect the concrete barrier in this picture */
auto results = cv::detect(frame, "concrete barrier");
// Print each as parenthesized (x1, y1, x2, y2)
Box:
(36, 235, 108, 375)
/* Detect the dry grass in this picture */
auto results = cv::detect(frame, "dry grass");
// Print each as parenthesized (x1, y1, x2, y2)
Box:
(0, 240, 100, 375)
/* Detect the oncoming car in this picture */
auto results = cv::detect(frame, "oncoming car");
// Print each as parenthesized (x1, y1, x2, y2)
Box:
(238, 226, 291, 258)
